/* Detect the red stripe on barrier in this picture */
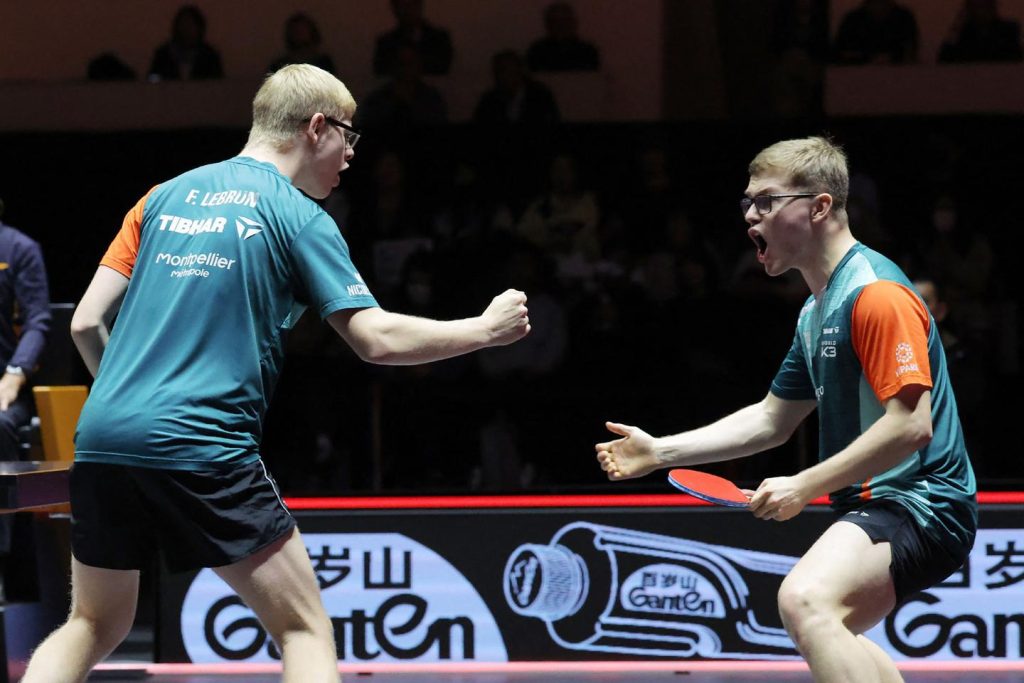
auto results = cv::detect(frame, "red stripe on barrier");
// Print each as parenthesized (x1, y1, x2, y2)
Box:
(284, 491, 1020, 510)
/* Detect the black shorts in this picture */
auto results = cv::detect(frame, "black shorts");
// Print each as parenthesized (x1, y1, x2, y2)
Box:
(839, 499, 970, 602)
(70, 460, 296, 573)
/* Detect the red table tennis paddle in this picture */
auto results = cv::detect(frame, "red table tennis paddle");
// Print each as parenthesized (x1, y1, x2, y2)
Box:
(668, 468, 750, 508)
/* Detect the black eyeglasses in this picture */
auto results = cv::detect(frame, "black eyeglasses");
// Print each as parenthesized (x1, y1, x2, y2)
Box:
(740, 193, 818, 216)
(303, 116, 361, 148)
(325, 117, 361, 148)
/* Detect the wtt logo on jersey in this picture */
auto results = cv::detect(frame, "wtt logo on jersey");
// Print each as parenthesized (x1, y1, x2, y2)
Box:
(236, 217, 263, 241)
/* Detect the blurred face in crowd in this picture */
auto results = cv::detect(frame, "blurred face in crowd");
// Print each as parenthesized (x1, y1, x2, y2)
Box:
(172, 8, 204, 47)
(865, 0, 896, 20)
(286, 16, 319, 52)
(545, 3, 579, 41)
(549, 155, 578, 195)
(392, 0, 424, 27)
(493, 52, 525, 93)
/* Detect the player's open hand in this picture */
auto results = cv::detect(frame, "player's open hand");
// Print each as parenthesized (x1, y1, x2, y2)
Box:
(481, 289, 530, 346)
(747, 475, 811, 522)
(595, 421, 660, 481)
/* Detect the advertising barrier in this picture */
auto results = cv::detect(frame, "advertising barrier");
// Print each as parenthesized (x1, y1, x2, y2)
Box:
(156, 497, 1024, 664)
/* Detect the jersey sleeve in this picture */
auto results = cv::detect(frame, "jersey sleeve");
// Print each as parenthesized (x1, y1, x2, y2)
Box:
(290, 213, 378, 317)
(851, 280, 933, 403)
(770, 331, 816, 400)
(100, 186, 157, 277)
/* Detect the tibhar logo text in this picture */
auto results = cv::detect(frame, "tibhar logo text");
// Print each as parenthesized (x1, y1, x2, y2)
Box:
(159, 215, 227, 236)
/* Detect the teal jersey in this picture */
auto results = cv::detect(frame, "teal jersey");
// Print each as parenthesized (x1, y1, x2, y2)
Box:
(75, 157, 378, 470)
(771, 243, 976, 552)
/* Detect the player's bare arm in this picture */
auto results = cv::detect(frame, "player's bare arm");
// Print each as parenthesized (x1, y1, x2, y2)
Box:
(752, 384, 932, 522)
(328, 288, 530, 365)
(70, 266, 130, 377)
(597, 393, 814, 482)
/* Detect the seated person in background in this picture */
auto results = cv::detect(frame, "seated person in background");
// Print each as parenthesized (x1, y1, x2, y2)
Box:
(473, 50, 560, 126)
(148, 4, 224, 81)
(527, 2, 601, 72)
(373, 0, 453, 77)
(267, 12, 336, 74)
(0, 197, 51, 592)
(516, 152, 601, 284)
(832, 0, 919, 64)
(0, 198, 51, 463)
(939, 0, 1022, 63)
(357, 43, 447, 133)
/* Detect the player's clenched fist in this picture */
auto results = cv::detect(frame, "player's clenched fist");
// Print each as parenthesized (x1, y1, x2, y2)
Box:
(481, 289, 530, 346)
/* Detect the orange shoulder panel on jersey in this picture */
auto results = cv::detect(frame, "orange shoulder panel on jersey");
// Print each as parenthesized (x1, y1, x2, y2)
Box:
(851, 280, 933, 403)
(99, 185, 158, 278)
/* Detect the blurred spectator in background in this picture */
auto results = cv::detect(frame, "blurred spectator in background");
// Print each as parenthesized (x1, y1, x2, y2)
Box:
(772, 0, 831, 62)
(902, 193, 1001, 462)
(476, 239, 568, 489)
(833, 0, 919, 64)
(939, 0, 1022, 63)
(472, 50, 562, 213)
(86, 52, 137, 81)
(0, 198, 51, 462)
(769, 0, 829, 118)
(347, 151, 433, 295)
(0, 197, 51, 594)
(517, 152, 600, 291)
(605, 145, 678, 257)
(358, 43, 448, 135)
(917, 194, 993, 302)
(267, 12, 335, 74)
(474, 50, 561, 126)
(148, 4, 224, 81)
(373, 0, 453, 77)
(912, 275, 990, 463)
(527, 2, 601, 72)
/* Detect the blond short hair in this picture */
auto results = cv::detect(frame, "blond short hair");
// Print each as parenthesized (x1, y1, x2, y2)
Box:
(749, 136, 849, 213)
(246, 64, 357, 149)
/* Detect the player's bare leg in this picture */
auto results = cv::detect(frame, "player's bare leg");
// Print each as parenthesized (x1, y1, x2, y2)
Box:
(22, 560, 139, 683)
(777, 521, 904, 683)
(214, 527, 339, 683)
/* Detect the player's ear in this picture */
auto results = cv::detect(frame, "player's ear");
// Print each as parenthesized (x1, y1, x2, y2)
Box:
(811, 193, 833, 222)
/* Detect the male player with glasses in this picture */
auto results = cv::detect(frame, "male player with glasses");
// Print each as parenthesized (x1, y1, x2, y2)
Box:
(597, 136, 976, 683)
(23, 64, 530, 683)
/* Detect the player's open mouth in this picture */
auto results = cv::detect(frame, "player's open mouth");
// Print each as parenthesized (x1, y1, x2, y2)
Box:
(751, 232, 767, 257)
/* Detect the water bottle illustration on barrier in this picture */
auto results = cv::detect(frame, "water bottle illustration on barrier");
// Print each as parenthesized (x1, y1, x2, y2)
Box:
(503, 522, 800, 659)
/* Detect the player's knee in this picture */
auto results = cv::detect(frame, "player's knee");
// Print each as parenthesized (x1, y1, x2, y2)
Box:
(67, 602, 136, 651)
(777, 577, 824, 633)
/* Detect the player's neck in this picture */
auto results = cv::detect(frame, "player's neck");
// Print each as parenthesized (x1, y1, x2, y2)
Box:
(804, 229, 857, 297)
(238, 142, 301, 184)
